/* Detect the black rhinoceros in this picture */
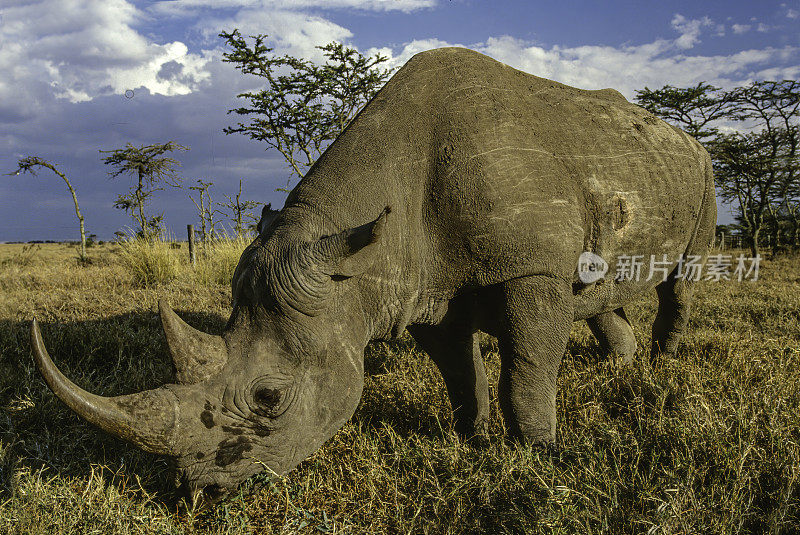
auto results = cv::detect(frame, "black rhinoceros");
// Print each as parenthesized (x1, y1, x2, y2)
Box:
(31, 47, 715, 504)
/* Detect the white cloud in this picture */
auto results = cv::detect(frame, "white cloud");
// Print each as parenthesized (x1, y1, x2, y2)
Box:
(376, 34, 799, 100)
(754, 64, 800, 80)
(199, 9, 354, 61)
(358, 10, 798, 102)
(757, 23, 771, 32)
(670, 13, 714, 49)
(370, 38, 459, 69)
(149, 0, 436, 17)
(163, 0, 437, 62)
(0, 0, 212, 113)
(732, 24, 751, 34)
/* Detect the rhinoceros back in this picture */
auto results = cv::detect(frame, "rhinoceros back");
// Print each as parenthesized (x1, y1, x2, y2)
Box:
(284, 47, 714, 311)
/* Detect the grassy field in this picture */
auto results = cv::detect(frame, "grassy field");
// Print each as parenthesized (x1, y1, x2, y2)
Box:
(0, 241, 798, 534)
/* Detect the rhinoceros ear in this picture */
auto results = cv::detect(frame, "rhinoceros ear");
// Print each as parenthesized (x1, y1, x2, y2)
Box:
(313, 207, 390, 277)
(258, 203, 280, 235)
(159, 300, 228, 384)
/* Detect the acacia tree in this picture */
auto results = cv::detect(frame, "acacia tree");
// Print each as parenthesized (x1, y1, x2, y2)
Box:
(101, 141, 188, 240)
(218, 179, 261, 237)
(730, 81, 800, 250)
(635, 82, 733, 142)
(219, 29, 393, 187)
(710, 131, 782, 256)
(6, 157, 88, 261)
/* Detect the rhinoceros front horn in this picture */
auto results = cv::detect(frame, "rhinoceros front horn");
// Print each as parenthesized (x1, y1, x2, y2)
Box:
(30, 319, 178, 455)
(159, 300, 227, 384)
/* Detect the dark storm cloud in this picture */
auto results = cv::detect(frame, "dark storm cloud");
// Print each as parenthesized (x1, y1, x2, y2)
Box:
(0, 55, 290, 242)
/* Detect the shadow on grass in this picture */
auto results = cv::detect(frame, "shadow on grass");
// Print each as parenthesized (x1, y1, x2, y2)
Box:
(359, 342, 444, 439)
(0, 310, 226, 504)
(358, 331, 619, 441)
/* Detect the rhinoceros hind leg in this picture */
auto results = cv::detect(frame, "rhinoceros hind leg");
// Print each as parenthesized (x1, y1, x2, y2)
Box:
(651, 273, 695, 358)
(494, 276, 573, 445)
(652, 165, 715, 359)
(408, 313, 489, 442)
(586, 307, 637, 364)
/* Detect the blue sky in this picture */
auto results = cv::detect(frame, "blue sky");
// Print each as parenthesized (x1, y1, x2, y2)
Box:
(1, 0, 798, 241)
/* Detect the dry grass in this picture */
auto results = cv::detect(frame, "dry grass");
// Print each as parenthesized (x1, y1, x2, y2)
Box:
(118, 237, 182, 287)
(191, 235, 253, 287)
(1, 243, 798, 534)
(116, 234, 253, 288)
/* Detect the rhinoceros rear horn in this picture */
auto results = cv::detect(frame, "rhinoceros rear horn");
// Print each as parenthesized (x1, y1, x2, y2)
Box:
(30, 319, 178, 455)
(311, 206, 390, 277)
(159, 300, 228, 384)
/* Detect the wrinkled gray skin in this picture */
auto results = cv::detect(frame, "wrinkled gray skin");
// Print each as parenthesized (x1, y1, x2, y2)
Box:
(31, 47, 716, 505)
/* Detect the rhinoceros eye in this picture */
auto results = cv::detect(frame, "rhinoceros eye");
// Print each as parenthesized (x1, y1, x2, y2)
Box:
(249, 375, 293, 417)
(254, 387, 282, 408)
(251, 383, 290, 418)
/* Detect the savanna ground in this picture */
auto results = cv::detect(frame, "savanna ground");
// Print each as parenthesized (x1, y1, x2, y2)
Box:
(0, 240, 798, 534)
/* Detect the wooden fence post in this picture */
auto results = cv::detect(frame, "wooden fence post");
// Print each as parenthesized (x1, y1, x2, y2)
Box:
(187, 224, 196, 267)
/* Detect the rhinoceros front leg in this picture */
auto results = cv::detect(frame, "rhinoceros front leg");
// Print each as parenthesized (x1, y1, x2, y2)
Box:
(408, 319, 490, 441)
(586, 307, 637, 364)
(495, 276, 573, 444)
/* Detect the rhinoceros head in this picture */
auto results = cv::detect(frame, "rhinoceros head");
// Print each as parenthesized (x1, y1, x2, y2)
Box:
(31, 208, 389, 505)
